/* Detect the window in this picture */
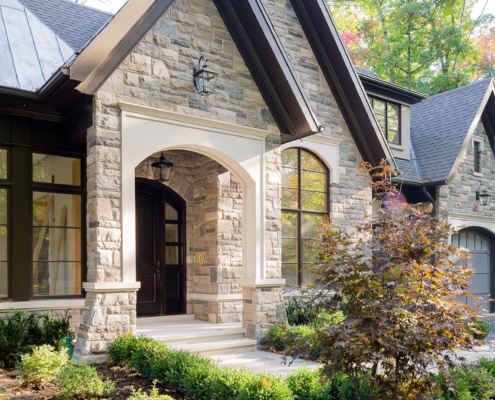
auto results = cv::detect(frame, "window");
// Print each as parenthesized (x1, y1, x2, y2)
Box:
(369, 96, 401, 145)
(281, 148, 329, 286)
(474, 140, 481, 173)
(0, 149, 8, 299)
(32, 154, 83, 297)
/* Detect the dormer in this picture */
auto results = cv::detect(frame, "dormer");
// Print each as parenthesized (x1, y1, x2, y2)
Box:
(356, 68, 426, 161)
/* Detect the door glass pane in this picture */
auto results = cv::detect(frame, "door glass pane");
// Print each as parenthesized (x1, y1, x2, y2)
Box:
(165, 203, 178, 220)
(166, 246, 178, 264)
(165, 224, 178, 242)
(33, 153, 81, 186)
(282, 263, 297, 286)
(0, 149, 7, 180)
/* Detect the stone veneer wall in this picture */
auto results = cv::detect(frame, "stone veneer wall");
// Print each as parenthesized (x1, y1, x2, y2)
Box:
(437, 121, 495, 218)
(260, 0, 372, 228)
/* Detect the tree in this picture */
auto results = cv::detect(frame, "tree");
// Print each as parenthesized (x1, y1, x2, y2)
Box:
(330, 0, 493, 94)
(475, 27, 495, 77)
(288, 162, 480, 399)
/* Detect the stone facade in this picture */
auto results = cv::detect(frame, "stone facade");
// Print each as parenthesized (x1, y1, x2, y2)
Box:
(75, 0, 374, 361)
(438, 121, 495, 218)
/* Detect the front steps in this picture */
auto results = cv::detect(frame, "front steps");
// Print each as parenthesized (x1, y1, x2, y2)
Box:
(136, 315, 257, 355)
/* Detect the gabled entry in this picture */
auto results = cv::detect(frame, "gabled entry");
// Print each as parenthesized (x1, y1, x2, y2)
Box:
(135, 178, 185, 316)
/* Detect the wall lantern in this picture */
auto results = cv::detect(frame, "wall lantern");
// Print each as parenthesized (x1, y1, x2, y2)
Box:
(151, 152, 174, 182)
(193, 56, 218, 96)
(476, 189, 491, 206)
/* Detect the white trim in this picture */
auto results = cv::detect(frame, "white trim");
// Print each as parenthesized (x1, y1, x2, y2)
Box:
(0, 299, 85, 311)
(282, 133, 341, 184)
(239, 279, 286, 287)
(186, 293, 243, 302)
(83, 282, 141, 292)
(118, 102, 270, 140)
(120, 102, 268, 284)
(472, 136, 485, 151)
(448, 212, 495, 235)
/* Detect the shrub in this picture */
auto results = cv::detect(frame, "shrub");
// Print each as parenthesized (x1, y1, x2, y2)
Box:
(0, 311, 39, 368)
(434, 363, 495, 400)
(286, 367, 328, 400)
(479, 357, 495, 377)
(327, 372, 372, 400)
(467, 319, 490, 340)
(128, 381, 173, 400)
(108, 332, 140, 366)
(37, 311, 73, 348)
(15, 345, 69, 387)
(286, 298, 317, 326)
(57, 363, 116, 400)
(266, 323, 288, 352)
(209, 367, 255, 399)
(131, 336, 169, 377)
(237, 372, 293, 400)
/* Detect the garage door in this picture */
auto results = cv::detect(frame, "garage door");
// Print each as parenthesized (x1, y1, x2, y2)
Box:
(451, 230, 491, 312)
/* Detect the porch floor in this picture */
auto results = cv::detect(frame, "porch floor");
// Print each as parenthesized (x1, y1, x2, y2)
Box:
(136, 315, 319, 377)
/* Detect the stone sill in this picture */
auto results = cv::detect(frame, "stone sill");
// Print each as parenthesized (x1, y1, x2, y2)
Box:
(0, 299, 85, 310)
(83, 282, 141, 292)
(239, 279, 286, 287)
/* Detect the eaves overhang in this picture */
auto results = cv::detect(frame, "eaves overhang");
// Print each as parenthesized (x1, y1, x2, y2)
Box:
(290, 0, 396, 168)
(359, 74, 426, 105)
(213, 0, 323, 143)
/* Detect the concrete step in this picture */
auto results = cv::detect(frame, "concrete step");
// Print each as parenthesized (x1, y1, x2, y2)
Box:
(137, 314, 195, 324)
(136, 317, 257, 356)
(168, 337, 258, 355)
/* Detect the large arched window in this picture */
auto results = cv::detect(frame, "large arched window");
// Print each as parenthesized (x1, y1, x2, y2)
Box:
(281, 148, 329, 286)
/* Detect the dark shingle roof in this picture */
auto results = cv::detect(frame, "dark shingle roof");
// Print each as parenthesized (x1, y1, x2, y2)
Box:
(396, 156, 422, 184)
(410, 79, 493, 183)
(355, 66, 381, 80)
(18, 0, 112, 52)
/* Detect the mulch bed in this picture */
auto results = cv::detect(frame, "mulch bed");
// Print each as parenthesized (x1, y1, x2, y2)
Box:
(0, 365, 183, 399)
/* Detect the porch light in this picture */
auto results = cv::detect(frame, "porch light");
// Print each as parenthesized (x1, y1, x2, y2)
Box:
(193, 55, 218, 96)
(476, 189, 491, 206)
(151, 152, 174, 182)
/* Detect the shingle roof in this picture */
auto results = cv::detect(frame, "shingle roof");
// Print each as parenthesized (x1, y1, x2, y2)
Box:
(355, 66, 381, 80)
(396, 156, 422, 184)
(410, 78, 493, 183)
(18, 0, 112, 52)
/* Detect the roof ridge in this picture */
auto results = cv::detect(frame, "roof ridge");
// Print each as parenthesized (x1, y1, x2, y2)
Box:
(419, 78, 493, 103)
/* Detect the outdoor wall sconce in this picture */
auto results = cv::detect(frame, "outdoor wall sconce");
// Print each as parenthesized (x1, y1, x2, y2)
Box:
(193, 55, 218, 96)
(151, 152, 174, 182)
(476, 188, 492, 206)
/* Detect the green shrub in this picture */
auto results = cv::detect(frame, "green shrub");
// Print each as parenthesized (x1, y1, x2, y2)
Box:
(266, 323, 288, 352)
(15, 345, 69, 387)
(467, 319, 490, 340)
(286, 367, 328, 400)
(328, 372, 372, 400)
(237, 372, 293, 400)
(479, 357, 495, 377)
(131, 336, 169, 377)
(57, 363, 116, 400)
(209, 367, 255, 399)
(286, 298, 317, 326)
(434, 363, 495, 400)
(37, 311, 73, 348)
(0, 311, 40, 368)
(108, 332, 140, 366)
(128, 381, 173, 400)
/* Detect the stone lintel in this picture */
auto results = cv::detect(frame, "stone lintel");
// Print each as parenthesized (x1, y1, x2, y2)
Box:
(83, 282, 141, 292)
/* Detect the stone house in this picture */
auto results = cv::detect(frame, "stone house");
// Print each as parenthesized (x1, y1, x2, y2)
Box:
(0, 0, 394, 363)
(358, 68, 495, 312)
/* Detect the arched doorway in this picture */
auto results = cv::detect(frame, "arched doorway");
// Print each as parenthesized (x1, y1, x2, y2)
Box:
(452, 229, 493, 312)
(135, 178, 186, 316)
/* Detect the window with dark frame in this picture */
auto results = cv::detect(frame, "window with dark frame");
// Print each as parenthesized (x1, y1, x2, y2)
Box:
(281, 148, 329, 287)
(474, 140, 481, 173)
(369, 96, 401, 145)
(0, 149, 8, 299)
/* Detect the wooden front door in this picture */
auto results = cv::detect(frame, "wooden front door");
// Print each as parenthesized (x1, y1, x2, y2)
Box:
(136, 179, 186, 316)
